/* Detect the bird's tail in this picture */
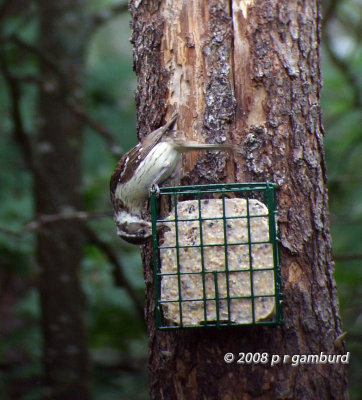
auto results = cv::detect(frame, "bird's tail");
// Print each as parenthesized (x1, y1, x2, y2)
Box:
(173, 138, 233, 152)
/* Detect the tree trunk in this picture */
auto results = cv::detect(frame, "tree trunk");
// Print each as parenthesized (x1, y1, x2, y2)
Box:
(130, 0, 348, 399)
(35, 2, 91, 399)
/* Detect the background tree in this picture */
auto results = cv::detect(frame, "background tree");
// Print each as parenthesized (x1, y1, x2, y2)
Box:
(130, 0, 349, 398)
(0, 0, 361, 399)
(34, 1, 90, 398)
(0, 1, 146, 399)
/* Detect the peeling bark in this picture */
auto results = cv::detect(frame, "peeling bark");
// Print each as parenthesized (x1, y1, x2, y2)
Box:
(130, 0, 348, 398)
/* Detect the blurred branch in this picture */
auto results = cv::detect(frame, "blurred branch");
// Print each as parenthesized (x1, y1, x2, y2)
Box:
(0, 0, 36, 29)
(322, 1, 362, 109)
(0, 52, 36, 172)
(334, 252, 362, 261)
(321, 0, 339, 30)
(331, 215, 362, 225)
(324, 34, 362, 109)
(328, 175, 362, 184)
(0, 211, 111, 237)
(0, 213, 145, 321)
(94, 358, 147, 373)
(2, 34, 66, 90)
(347, 333, 362, 343)
(2, 35, 122, 157)
(83, 225, 145, 322)
(87, 2, 129, 34)
(66, 99, 123, 157)
(335, 10, 362, 43)
(6, 73, 122, 158)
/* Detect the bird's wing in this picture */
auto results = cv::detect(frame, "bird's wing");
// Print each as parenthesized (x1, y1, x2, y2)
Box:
(110, 113, 178, 193)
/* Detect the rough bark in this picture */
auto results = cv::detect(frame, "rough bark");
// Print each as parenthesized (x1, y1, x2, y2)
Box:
(130, 0, 348, 399)
(35, 2, 91, 399)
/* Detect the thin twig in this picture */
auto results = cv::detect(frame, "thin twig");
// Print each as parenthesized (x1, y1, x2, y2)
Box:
(0, 211, 111, 237)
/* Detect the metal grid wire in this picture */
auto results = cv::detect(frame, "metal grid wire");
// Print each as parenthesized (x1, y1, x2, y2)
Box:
(150, 182, 283, 330)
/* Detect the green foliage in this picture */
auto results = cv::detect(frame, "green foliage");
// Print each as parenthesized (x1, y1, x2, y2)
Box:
(82, 245, 144, 348)
(0, 0, 361, 399)
(322, 1, 362, 398)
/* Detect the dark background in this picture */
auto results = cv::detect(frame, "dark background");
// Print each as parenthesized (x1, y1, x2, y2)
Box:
(0, 0, 361, 399)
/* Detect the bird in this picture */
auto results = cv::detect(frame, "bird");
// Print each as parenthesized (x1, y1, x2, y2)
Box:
(110, 113, 232, 244)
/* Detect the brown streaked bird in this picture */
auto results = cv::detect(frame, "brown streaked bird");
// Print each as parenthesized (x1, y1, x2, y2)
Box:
(110, 113, 232, 244)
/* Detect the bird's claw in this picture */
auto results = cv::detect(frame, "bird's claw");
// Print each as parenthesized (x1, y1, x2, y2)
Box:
(150, 183, 160, 198)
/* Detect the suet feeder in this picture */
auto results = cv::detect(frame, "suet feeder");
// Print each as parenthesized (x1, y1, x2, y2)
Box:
(150, 182, 283, 329)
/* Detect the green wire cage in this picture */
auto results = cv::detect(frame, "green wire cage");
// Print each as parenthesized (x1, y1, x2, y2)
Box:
(150, 182, 283, 330)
